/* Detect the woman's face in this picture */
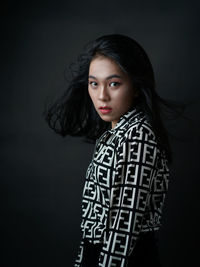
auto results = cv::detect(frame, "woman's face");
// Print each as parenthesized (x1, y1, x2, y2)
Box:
(88, 55, 138, 129)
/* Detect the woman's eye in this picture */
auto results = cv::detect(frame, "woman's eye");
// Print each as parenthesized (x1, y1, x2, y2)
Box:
(89, 81, 98, 87)
(110, 82, 120, 87)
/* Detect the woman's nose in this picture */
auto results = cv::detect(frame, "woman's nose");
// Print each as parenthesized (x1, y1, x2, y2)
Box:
(98, 85, 110, 101)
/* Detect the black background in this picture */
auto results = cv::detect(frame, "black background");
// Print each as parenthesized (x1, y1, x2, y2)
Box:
(1, 0, 200, 266)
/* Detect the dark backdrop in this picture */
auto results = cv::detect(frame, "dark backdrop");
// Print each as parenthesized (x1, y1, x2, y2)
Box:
(1, 1, 200, 266)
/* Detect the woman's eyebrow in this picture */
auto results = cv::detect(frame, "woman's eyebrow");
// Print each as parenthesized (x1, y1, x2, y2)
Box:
(88, 74, 123, 80)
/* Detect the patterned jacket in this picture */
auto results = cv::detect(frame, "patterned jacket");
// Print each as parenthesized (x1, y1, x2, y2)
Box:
(74, 106, 170, 267)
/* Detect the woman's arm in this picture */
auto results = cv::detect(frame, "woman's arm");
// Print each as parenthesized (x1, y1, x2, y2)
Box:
(98, 126, 160, 267)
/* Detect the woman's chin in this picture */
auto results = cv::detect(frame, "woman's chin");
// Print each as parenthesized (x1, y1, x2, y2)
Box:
(99, 114, 112, 122)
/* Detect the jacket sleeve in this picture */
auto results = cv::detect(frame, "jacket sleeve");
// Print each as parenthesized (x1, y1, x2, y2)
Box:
(98, 126, 159, 267)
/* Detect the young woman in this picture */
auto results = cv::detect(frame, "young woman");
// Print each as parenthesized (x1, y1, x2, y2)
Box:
(44, 34, 173, 267)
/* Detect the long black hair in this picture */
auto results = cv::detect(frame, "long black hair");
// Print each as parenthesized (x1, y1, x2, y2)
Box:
(43, 34, 186, 164)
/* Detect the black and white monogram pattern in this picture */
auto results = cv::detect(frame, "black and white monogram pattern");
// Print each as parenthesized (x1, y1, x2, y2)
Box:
(74, 107, 170, 267)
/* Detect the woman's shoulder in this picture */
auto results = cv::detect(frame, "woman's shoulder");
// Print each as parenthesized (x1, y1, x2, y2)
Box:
(123, 112, 156, 142)
(116, 111, 168, 162)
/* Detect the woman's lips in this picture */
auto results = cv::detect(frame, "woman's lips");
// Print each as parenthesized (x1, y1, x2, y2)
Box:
(99, 107, 112, 114)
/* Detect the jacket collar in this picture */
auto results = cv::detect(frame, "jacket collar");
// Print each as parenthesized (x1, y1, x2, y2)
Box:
(107, 105, 145, 137)
(96, 105, 146, 144)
